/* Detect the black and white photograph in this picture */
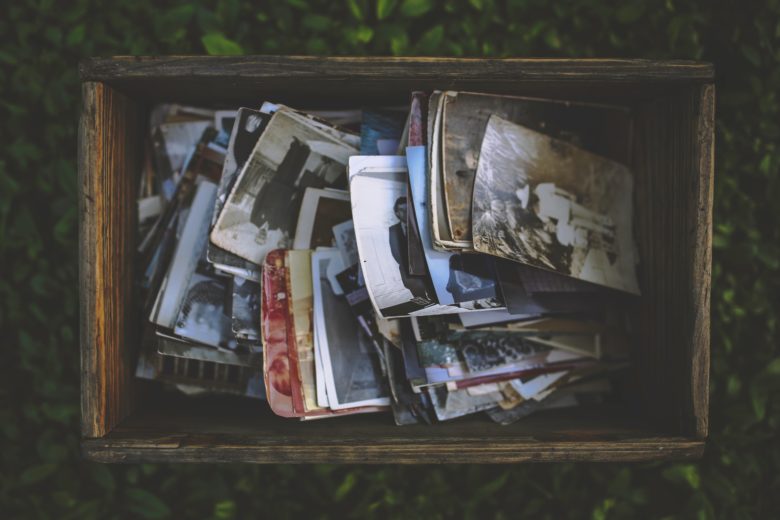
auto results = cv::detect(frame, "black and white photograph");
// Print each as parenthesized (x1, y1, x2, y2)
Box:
(453, 331, 552, 373)
(173, 270, 235, 350)
(428, 92, 472, 251)
(156, 331, 259, 367)
(292, 188, 351, 249)
(332, 220, 359, 267)
(151, 180, 218, 329)
(231, 276, 261, 340)
(407, 146, 503, 309)
(210, 109, 358, 264)
(349, 156, 462, 318)
(495, 259, 606, 316)
(207, 108, 271, 278)
(472, 115, 641, 294)
(312, 249, 390, 409)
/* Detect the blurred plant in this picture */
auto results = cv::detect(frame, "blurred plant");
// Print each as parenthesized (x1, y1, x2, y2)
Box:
(1, 0, 779, 517)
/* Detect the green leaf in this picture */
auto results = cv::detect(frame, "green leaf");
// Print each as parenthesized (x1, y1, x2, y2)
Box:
(125, 488, 171, 519)
(750, 382, 767, 420)
(417, 25, 444, 53)
(616, 3, 645, 23)
(347, 0, 366, 20)
(400, 0, 434, 17)
(66, 24, 85, 46)
(214, 500, 236, 519)
(302, 14, 331, 31)
(544, 28, 561, 49)
(334, 473, 357, 501)
(469, 0, 484, 10)
(201, 32, 244, 55)
(20, 463, 58, 485)
(741, 45, 761, 67)
(90, 463, 116, 494)
(377, 0, 398, 20)
(765, 357, 780, 375)
(354, 26, 374, 43)
(662, 464, 700, 489)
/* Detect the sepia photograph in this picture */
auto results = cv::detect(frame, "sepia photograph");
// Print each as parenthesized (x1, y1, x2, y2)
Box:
(472, 115, 640, 294)
(440, 91, 632, 242)
(207, 107, 270, 277)
(312, 249, 390, 409)
(211, 109, 357, 265)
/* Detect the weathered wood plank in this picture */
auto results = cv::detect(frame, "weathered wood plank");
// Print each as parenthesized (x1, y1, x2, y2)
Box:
(79, 81, 141, 438)
(82, 437, 705, 464)
(80, 56, 714, 82)
(632, 82, 714, 438)
(689, 83, 714, 438)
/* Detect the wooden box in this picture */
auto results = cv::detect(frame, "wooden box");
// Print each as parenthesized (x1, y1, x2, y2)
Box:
(79, 56, 713, 463)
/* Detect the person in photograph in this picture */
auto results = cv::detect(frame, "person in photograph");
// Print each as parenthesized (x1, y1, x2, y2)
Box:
(388, 196, 431, 301)
(250, 137, 309, 229)
(175, 279, 231, 349)
(234, 112, 267, 165)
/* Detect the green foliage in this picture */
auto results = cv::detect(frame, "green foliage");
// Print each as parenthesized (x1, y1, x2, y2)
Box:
(1, 0, 779, 517)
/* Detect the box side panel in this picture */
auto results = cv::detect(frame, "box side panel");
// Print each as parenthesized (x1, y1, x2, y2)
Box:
(79, 82, 141, 437)
(690, 84, 714, 438)
(633, 84, 713, 438)
(77, 57, 714, 106)
(81, 397, 705, 463)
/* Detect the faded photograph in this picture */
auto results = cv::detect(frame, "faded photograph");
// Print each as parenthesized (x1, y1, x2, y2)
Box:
(292, 188, 351, 249)
(454, 332, 551, 372)
(333, 220, 359, 267)
(472, 115, 640, 295)
(231, 276, 261, 340)
(174, 271, 235, 350)
(350, 168, 439, 318)
(211, 109, 357, 264)
(313, 250, 390, 409)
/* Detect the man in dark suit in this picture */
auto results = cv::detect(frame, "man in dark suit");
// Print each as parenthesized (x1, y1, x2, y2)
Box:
(388, 197, 431, 300)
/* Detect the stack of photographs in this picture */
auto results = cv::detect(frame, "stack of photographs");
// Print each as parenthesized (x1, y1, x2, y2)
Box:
(134, 91, 641, 425)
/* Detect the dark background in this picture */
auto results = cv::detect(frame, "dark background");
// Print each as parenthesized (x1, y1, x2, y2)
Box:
(1, 0, 778, 517)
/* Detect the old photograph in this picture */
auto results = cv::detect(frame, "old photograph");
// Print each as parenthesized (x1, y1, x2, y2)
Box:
(211, 109, 358, 265)
(173, 270, 235, 350)
(407, 146, 503, 309)
(312, 249, 390, 409)
(292, 188, 351, 249)
(472, 115, 641, 295)
(452, 331, 552, 373)
(231, 276, 261, 340)
(332, 219, 359, 267)
(440, 91, 632, 242)
(207, 108, 270, 276)
(349, 156, 461, 318)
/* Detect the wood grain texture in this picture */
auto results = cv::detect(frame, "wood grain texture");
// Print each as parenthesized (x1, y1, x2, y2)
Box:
(82, 437, 704, 463)
(79, 81, 142, 438)
(80, 56, 714, 82)
(80, 396, 704, 463)
(77, 57, 714, 107)
(690, 84, 714, 438)
(632, 83, 714, 438)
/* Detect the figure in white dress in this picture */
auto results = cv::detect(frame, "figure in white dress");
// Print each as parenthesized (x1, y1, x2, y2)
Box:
(517, 182, 618, 284)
